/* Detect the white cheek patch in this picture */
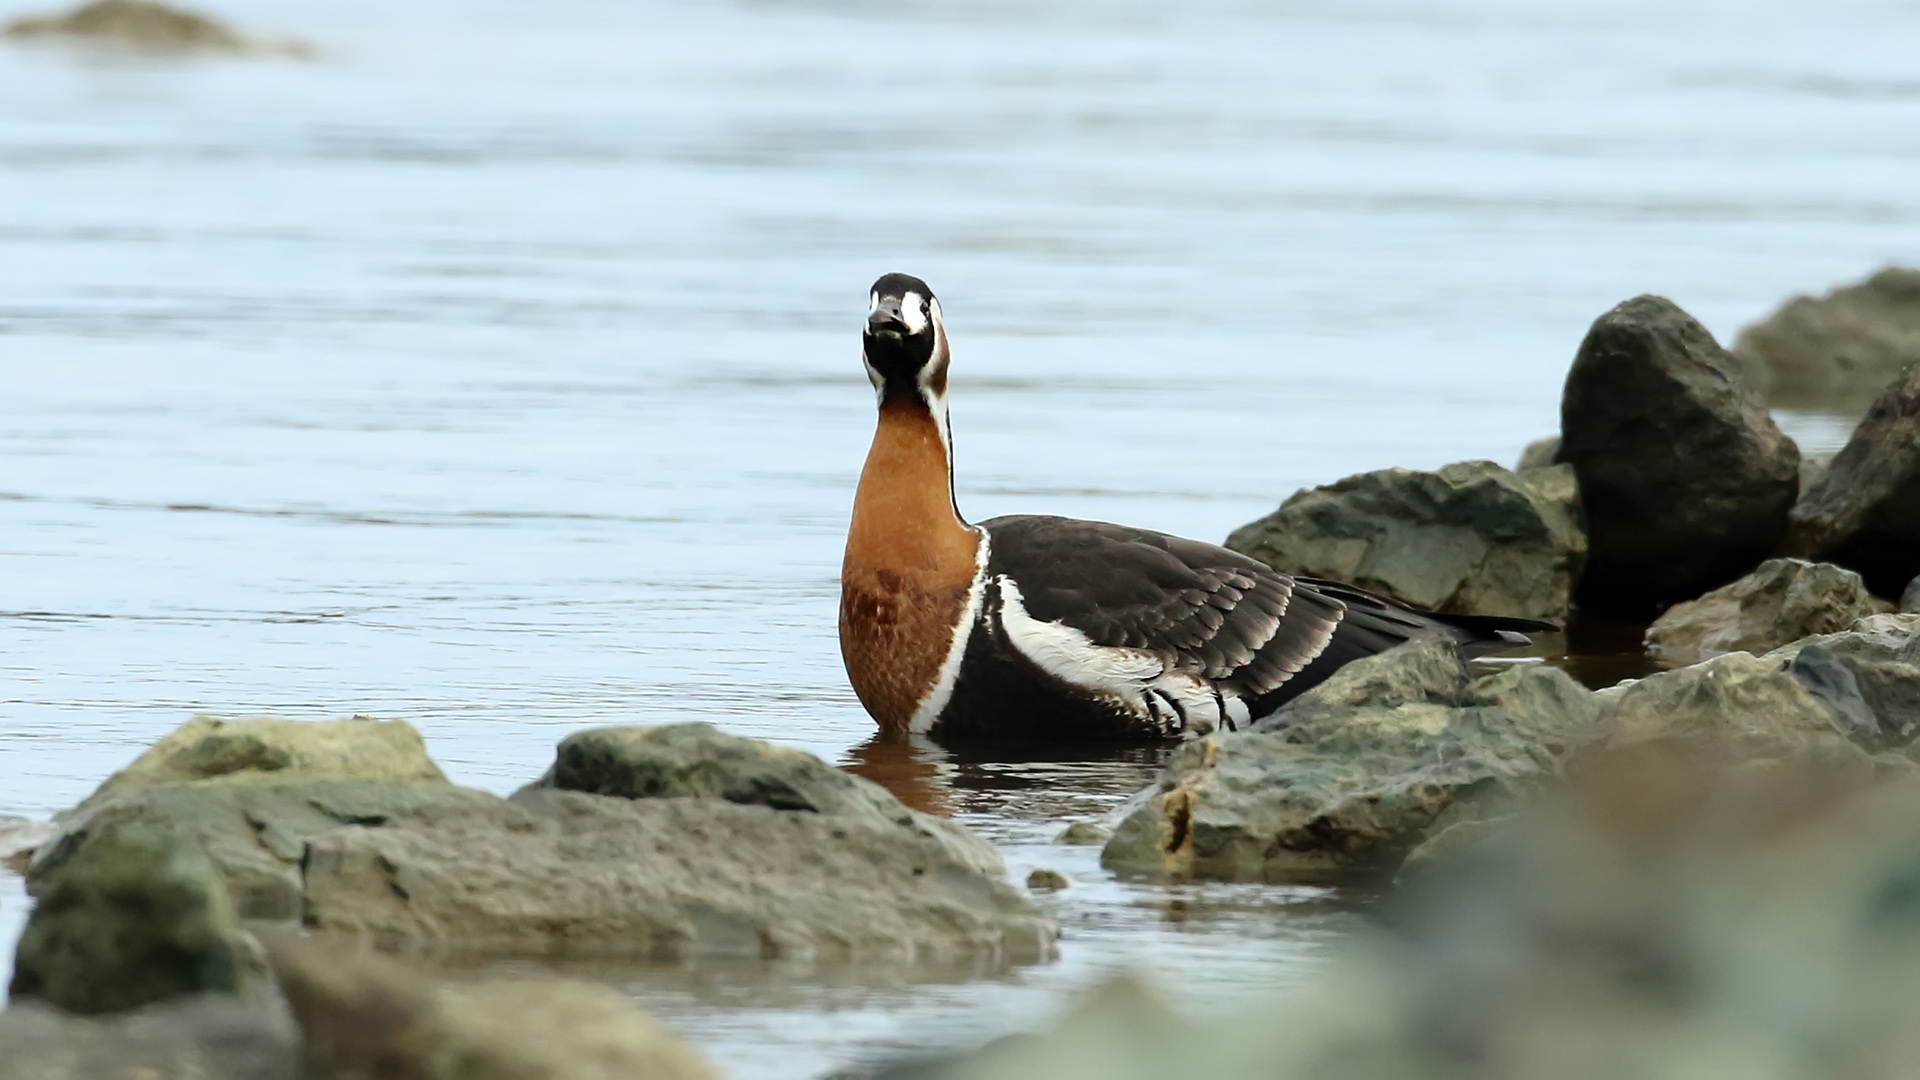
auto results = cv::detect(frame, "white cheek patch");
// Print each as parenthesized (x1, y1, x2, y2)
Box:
(900, 291, 929, 334)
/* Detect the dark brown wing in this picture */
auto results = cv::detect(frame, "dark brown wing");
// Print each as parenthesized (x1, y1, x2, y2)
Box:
(978, 514, 1550, 710)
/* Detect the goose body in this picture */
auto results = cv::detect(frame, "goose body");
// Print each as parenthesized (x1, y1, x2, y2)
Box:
(839, 273, 1547, 743)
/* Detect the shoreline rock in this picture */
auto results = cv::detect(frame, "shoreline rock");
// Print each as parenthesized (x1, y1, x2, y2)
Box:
(1643, 558, 1888, 666)
(1224, 459, 1585, 622)
(2, 0, 311, 56)
(1734, 266, 1920, 411)
(1783, 362, 1920, 598)
(1559, 295, 1800, 617)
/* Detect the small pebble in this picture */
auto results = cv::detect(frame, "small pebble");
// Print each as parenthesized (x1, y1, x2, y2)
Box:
(1055, 821, 1109, 845)
(1026, 868, 1069, 891)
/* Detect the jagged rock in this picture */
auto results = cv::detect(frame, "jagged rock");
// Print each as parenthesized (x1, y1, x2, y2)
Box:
(1, 0, 309, 56)
(1905, 575, 1920, 613)
(1592, 651, 1872, 765)
(269, 940, 717, 1080)
(9, 826, 271, 1015)
(1224, 459, 1585, 621)
(83, 714, 446, 810)
(302, 785, 1054, 962)
(32, 779, 492, 920)
(1100, 640, 1600, 882)
(1558, 295, 1801, 616)
(530, 722, 908, 825)
(1783, 363, 1920, 597)
(1734, 266, 1920, 410)
(1764, 614, 1920, 749)
(1515, 435, 1561, 471)
(0, 995, 296, 1080)
(1644, 558, 1888, 665)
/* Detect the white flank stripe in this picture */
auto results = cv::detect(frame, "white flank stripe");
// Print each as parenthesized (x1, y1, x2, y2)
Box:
(907, 527, 991, 735)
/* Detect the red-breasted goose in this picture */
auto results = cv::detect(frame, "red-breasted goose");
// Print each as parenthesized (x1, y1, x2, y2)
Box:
(839, 273, 1550, 742)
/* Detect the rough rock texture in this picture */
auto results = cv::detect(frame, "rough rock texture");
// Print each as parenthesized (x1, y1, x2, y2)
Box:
(1100, 640, 1601, 882)
(1592, 651, 1874, 765)
(1515, 435, 1561, 471)
(1763, 614, 1920, 750)
(1735, 266, 1920, 410)
(918, 756, 1920, 1080)
(1643, 558, 1888, 665)
(0, 996, 296, 1080)
(2, 0, 308, 55)
(0, 815, 55, 874)
(270, 940, 717, 1080)
(1224, 459, 1585, 621)
(1559, 296, 1801, 616)
(532, 722, 908, 824)
(9, 825, 271, 1014)
(303, 786, 1054, 962)
(32, 778, 493, 920)
(84, 714, 446, 809)
(1783, 363, 1920, 598)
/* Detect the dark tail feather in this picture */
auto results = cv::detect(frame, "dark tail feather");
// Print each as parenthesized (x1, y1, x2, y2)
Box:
(1424, 610, 1560, 658)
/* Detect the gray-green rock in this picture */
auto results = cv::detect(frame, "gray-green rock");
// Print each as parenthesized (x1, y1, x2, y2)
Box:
(1100, 640, 1600, 882)
(1224, 459, 1585, 622)
(1559, 295, 1801, 616)
(1763, 614, 1920, 749)
(82, 714, 447, 811)
(9, 826, 270, 1015)
(0, 995, 295, 1080)
(1592, 651, 1872, 765)
(1514, 435, 1561, 471)
(533, 722, 909, 825)
(302, 786, 1055, 962)
(1783, 363, 1920, 598)
(1644, 558, 1889, 665)
(1734, 266, 1920, 411)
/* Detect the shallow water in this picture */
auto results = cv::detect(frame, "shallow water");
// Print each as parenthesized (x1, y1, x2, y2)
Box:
(2, 0, 1917, 1073)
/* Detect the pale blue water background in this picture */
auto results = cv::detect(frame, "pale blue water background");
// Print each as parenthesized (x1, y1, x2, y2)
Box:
(1, 0, 1915, 1074)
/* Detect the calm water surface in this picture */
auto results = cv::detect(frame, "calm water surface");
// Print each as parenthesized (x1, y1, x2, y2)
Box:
(2, 0, 1917, 1074)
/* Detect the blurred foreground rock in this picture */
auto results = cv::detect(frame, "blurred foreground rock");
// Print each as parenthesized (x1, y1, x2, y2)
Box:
(1735, 266, 1920, 410)
(1559, 295, 1800, 616)
(1, 0, 309, 55)
(1644, 557, 1887, 665)
(1225, 459, 1584, 622)
(1784, 362, 1920, 598)
(0, 995, 296, 1080)
(919, 752, 1920, 1080)
(271, 940, 717, 1080)
(10, 825, 272, 1014)
(24, 716, 1052, 963)
(1100, 640, 1600, 881)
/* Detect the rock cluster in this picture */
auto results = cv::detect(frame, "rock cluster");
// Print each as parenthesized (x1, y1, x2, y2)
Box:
(1224, 460, 1584, 622)
(1735, 265, 1920, 410)
(1, 715, 1055, 1077)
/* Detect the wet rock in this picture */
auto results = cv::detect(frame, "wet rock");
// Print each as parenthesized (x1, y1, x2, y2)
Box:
(1100, 640, 1600, 882)
(303, 785, 1054, 962)
(1734, 266, 1920, 410)
(532, 722, 907, 824)
(1783, 363, 1920, 598)
(0, 995, 296, 1080)
(1515, 435, 1560, 471)
(9, 825, 271, 1015)
(32, 778, 493, 920)
(1905, 575, 1920, 613)
(1592, 650, 1872, 765)
(1225, 459, 1585, 622)
(2, 0, 309, 56)
(84, 713, 447, 810)
(1644, 558, 1888, 665)
(1559, 295, 1801, 616)
(1025, 869, 1069, 891)
(269, 940, 717, 1080)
